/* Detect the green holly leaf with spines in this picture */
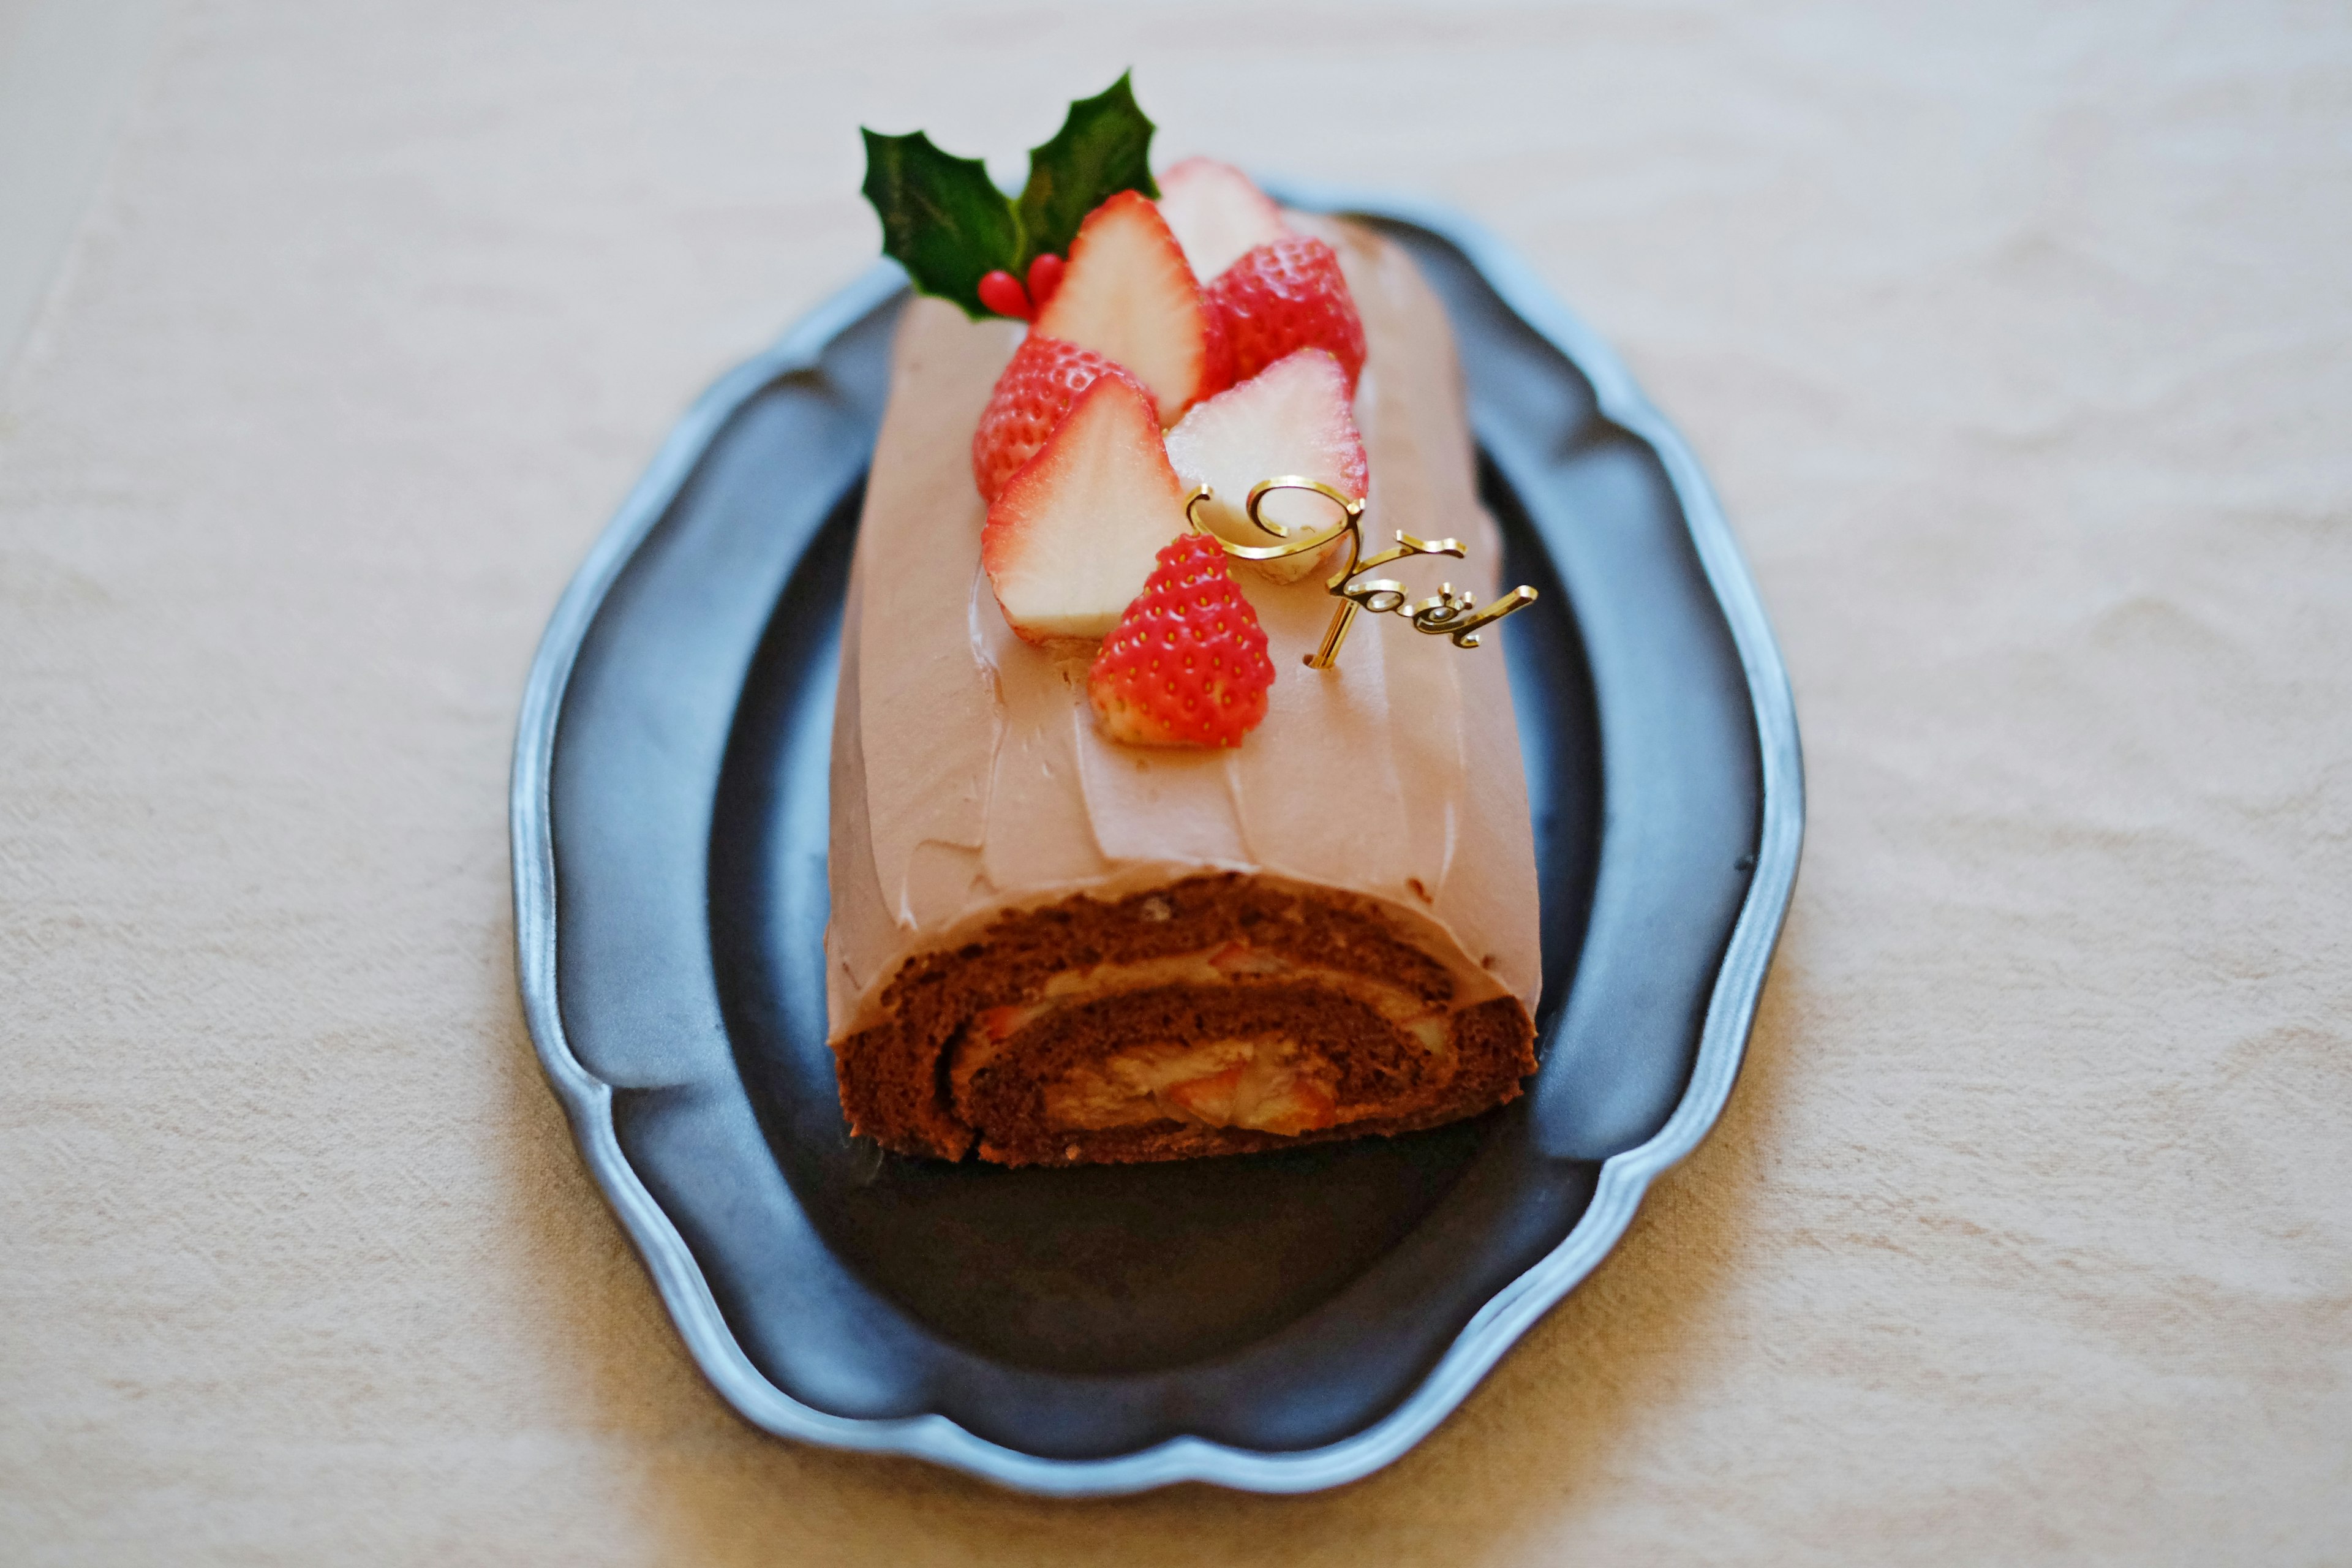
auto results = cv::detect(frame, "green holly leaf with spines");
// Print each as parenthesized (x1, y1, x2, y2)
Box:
(1016, 72, 1158, 267)
(859, 127, 1022, 320)
(856, 75, 1159, 320)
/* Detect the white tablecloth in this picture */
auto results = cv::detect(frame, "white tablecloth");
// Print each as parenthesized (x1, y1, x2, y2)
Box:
(4, 2, 2346, 1561)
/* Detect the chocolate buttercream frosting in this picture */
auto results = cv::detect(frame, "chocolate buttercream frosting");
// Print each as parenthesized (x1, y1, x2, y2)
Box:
(826, 219, 1541, 1164)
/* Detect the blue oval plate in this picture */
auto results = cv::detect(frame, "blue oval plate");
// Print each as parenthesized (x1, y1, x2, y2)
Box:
(511, 186, 1803, 1496)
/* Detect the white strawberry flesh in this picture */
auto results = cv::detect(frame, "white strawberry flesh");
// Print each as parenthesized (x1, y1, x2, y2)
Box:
(981, 374, 1190, 643)
(1163, 347, 1370, 560)
(1033, 190, 1219, 426)
(1155, 157, 1289, 284)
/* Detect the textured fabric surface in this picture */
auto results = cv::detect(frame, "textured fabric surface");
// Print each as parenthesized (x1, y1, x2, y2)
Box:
(3, 2, 2347, 1562)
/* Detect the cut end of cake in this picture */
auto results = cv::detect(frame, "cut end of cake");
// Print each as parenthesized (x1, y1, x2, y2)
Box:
(831, 875, 1538, 1167)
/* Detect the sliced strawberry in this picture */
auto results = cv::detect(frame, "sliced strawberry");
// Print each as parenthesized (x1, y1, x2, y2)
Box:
(970, 334, 1139, 502)
(1208, 940, 1287, 977)
(976, 1004, 1041, 1042)
(1163, 348, 1368, 569)
(1205, 235, 1368, 393)
(1034, 190, 1223, 425)
(1155, 157, 1289, 284)
(1248, 1078, 1338, 1136)
(1086, 532, 1275, 747)
(981, 374, 1190, 644)
(1200, 304, 1235, 401)
(1163, 1061, 1245, 1125)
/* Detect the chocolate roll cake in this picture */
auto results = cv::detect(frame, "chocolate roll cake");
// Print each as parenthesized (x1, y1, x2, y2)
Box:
(832, 119, 1540, 1166)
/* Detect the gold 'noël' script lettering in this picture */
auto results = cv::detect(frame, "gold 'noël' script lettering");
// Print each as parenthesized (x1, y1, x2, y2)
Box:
(1183, 478, 1539, 670)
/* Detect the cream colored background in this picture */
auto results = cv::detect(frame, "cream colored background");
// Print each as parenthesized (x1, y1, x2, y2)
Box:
(4, 2, 2348, 1562)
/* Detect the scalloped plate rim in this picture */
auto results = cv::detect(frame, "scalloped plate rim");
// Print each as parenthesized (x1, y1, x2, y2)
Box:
(508, 184, 1804, 1498)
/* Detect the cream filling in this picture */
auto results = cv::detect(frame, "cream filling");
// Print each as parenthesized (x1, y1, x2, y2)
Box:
(949, 941, 1455, 1138)
(1047, 1035, 1339, 1135)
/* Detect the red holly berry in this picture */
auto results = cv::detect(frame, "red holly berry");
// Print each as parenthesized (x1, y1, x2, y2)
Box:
(1087, 533, 1275, 748)
(1204, 236, 1367, 393)
(970, 334, 1142, 501)
(1026, 252, 1066, 311)
(977, 268, 1033, 321)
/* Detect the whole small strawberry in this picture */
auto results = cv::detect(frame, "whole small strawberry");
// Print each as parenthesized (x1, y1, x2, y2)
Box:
(1205, 236, 1367, 393)
(1088, 533, 1275, 748)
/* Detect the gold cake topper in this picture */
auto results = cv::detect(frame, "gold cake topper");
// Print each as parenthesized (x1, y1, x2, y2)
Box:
(1183, 478, 1539, 669)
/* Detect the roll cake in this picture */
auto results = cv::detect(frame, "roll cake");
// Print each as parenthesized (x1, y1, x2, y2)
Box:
(824, 183, 1544, 1166)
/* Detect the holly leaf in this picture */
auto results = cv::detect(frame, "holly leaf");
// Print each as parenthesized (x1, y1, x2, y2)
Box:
(1016, 72, 1158, 266)
(858, 75, 1161, 319)
(859, 127, 1022, 319)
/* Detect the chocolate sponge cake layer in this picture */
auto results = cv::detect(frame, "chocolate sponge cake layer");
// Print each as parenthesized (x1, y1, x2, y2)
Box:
(833, 874, 1537, 1165)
